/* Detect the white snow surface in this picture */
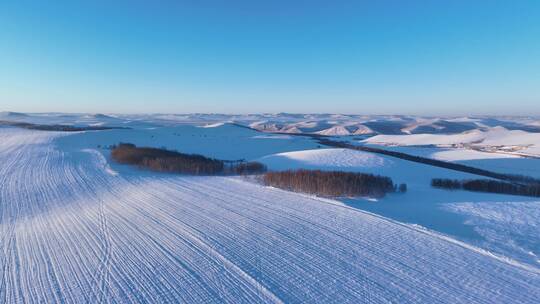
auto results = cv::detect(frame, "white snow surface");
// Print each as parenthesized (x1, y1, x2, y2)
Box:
(315, 126, 351, 136)
(430, 149, 519, 161)
(199, 122, 226, 128)
(259, 148, 389, 171)
(1, 128, 539, 303)
(445, 201, 540, 267)
(364, 129, 486, 146)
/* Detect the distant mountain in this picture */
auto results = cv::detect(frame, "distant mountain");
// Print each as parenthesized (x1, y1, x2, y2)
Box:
(0, 111, 29, 119)
(403, 119, 480, 134)
(280, 126, 303, 134)
(80, 113, 122, 120)
(2, 112, 539, 136)
(362, 120, 407, 135)
(316, 125, 351, 136)
(90, 113, 115, 119)
(349, 124, 374, 135)
(249, 121, 284, 132)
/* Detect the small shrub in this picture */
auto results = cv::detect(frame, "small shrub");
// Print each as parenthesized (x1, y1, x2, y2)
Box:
(398, 183, 407, 193)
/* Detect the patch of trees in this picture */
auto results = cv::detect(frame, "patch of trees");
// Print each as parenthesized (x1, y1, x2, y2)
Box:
(0, 120, 127, 132)
(316, 137, 540, 185)
(431, 178, 540, 197)
(263, 169, 405, 198)
(111, 143, 267, 175)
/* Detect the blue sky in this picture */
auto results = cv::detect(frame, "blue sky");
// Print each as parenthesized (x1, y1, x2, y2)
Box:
(1, 1, 539, 114)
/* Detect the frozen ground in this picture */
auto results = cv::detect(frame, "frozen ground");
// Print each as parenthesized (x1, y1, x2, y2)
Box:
(1, 127, 539, 303)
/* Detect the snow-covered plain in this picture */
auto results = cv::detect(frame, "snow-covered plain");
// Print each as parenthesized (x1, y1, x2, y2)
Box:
(1, 126, 539, 303)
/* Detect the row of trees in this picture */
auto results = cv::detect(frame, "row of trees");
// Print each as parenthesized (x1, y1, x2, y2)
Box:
(432, 178, 540, 197)
(263, 169, 404, 198)
(111, 143, 267, 175)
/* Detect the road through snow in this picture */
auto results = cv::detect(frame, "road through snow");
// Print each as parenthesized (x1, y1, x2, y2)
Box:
(0, 128, 539, 303)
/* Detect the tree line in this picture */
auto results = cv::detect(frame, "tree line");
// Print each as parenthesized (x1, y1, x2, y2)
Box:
(263, 169, 405, 198)
(432, 178, 540, 197)
(111, 143, 266, 175)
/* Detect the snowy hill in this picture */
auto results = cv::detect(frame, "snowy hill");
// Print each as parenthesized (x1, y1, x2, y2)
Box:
(260, 148, 389, 171)
(316, 125, 351, 136)
(402, 119, 480, 134)
(0, 111, 29, 119)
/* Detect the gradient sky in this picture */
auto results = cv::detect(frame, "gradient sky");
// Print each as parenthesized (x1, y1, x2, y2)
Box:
(1, 1, 539, 115)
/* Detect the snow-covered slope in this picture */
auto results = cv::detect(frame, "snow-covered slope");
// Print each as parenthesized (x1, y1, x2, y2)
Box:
(430, 149, 520, 161)
(259, 148, 389, 171)
(444, 201, 540, 265)
(200, 122, 226, 128)
(364, 129, 486, 146)
(1, 128, 539, 303)
(402, 119, 480, 134)
(315, 125, 351, 136)
(352, 124, 374, 135)
(0, 111, 29, 119)
(259, 146, 540, 268)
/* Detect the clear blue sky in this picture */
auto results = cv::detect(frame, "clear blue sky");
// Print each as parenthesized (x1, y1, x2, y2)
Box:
(1, 1, 539, 115)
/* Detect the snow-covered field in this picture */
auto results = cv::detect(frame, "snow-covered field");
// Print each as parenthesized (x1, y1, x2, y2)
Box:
(1, 118, 540, 303)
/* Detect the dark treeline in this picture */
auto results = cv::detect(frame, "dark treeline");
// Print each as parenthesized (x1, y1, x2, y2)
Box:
(111, 143, 266, 175)
(0, 120, 126, 132)
(228, 161, 267, 175)
(263, 169, 404, 198)
(432, 178, 540, 197)
(317, 137, 540, 185)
